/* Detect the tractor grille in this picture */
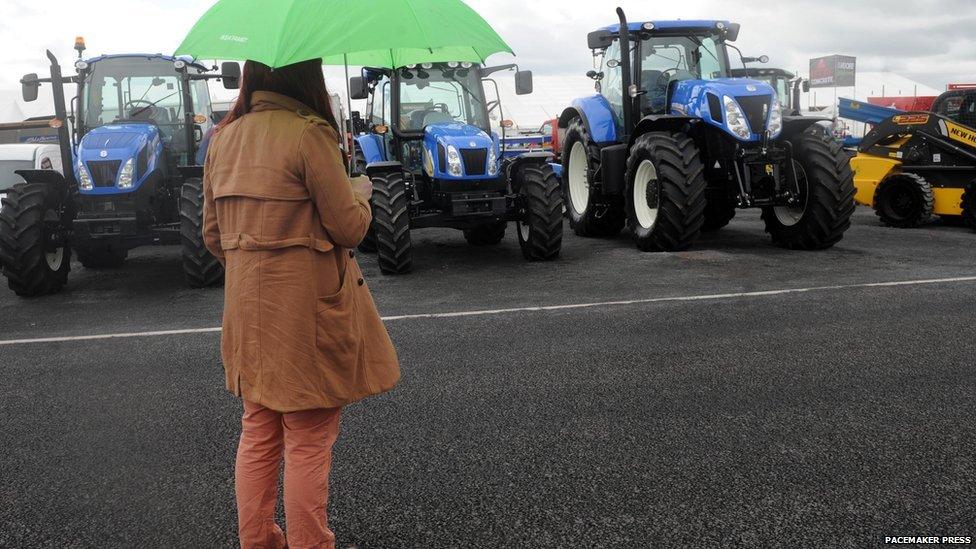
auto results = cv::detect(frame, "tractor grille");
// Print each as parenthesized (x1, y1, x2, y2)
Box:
(87, 160, 121, 187)
(460, 148, 487, 176)
(735, 95, 772, 135)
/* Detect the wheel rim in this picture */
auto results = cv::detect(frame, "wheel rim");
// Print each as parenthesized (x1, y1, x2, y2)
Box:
(884, 185, 918, 220)
(568, 141, 589, 215)
(45, 247, 64, 271)
(633, 160, 659, 229)
(774, 162, 808, 227)
(517, 218, 530, 242)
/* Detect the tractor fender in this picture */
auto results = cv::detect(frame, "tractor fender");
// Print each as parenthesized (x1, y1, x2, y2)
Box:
(782, 116, 830, 140)
(364, 161, 402, 178)
(178, 165, 204, 180)
(505, 151, 553, 180)
(558, 95, 618, 145)
(13, 169, 70, 207)
(628, 115, 700, 148)
(355, 134, 387, 164)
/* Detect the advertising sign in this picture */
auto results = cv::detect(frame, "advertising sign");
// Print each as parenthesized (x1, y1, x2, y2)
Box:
(809, 55, 856, 88)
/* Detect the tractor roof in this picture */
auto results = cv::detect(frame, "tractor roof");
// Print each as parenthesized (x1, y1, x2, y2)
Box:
(85, 53, 207, 71)
(598, 20, 732, 33)
(731, 67, 796, 79)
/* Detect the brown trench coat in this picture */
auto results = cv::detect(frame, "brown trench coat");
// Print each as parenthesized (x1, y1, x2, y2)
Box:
(203, 91, 399, 412)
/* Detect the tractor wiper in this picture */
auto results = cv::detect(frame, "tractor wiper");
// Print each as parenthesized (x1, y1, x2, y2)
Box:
(689, 35, 722, 71)
(130, 91, 181, 119)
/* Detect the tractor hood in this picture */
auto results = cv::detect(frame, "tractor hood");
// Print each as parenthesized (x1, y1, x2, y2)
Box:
(76, 123, 161, 194)
(423, 122, 500, 180)
(669, 78, 780, 142)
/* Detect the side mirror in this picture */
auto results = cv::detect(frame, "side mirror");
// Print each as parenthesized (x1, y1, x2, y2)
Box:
(515, 70, 533, 95)
(500, 119, 514, 128)
(349, 76, 369, 100)
(586, 70, 604, 81)
(587, 30, 614, 50)
(220, 61, 241, 89)
(802, 80, 810, 93)
(725, 23, 741, 42)
(21, 73, 39, 102)
(758, 55, 769, 64)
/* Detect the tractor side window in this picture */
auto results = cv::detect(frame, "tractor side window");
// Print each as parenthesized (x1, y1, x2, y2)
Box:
(88, 78, 121, 126)
(639, 41, 684, 114)
(696, 36, 724, 80)
(601, 40, 624, 131)
(369, 77, 390, 126)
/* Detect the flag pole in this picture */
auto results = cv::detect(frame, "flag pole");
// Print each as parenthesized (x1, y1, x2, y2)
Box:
(344, 53, 355, 176)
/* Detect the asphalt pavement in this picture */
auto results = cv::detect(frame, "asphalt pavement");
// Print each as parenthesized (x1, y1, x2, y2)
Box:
(0, 208, 974, 548)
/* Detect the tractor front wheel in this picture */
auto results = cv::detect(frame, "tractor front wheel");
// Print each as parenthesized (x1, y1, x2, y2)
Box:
(77, 245, 127, 269)
(515, 162, 563, 261)
(562, 118, 624, 237)
(463, 221, 507, 246)
(762, 132, 855, 249)
(624, 132, 706, 252)
(873, 173, 933, 228)
(371, 171, 412, 274)
(0, 183, 71, 296)
(180, 178, 224, 288)
(961, 181, 976, 232)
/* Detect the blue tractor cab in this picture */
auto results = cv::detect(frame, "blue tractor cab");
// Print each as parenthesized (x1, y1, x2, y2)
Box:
(0, 41, 241, 296)
(349, 62, 563, 274)
(557, 8, 854, 251)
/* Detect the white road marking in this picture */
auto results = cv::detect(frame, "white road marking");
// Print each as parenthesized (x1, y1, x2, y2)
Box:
(1, 275, 974, 347)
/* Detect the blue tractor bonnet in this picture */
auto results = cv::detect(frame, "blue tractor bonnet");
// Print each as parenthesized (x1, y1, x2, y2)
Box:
(670, 78, 781, 142)
(76, 124, 161, 195)
(423, 122, 499, 180)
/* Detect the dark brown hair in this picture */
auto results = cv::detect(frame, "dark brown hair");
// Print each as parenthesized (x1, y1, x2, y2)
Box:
(219, 58, 339, 137)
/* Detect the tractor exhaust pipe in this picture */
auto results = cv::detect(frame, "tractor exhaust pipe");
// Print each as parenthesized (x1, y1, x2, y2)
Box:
(616, 7, 634, 139)
(45, 50, 76, 187)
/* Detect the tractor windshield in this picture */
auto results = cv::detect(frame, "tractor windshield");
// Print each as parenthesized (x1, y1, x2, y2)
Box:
(396, 66, 488, 133)
(81, 57, 211, 160)
(638, 34, 729, 113)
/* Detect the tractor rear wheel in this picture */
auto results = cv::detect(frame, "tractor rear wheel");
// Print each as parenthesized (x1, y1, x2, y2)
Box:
(873, 173, 933, 228)
(371, 171, 412, 274)
(562, 118, 625, 237)
(702, 194, 737, 232)
(962, 182, 976, 232)
(180, 178, 224, 288)
(0, 183, 71, 296)
(624, 132, 706, 252)
(77, 246, 127, 269)
(515, 162, 563, 260)
(463, 221, 507, 246)
(353, 147, 378, 253)
(762, 132, 855, 249)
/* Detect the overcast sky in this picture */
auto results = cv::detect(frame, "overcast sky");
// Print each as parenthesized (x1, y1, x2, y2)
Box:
(1, 0, 973, 101)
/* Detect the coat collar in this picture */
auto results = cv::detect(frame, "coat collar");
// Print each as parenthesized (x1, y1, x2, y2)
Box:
(250, 91, 315, 115)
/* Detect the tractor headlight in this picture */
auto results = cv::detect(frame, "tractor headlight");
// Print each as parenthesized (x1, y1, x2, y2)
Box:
(723, 95, 751, 140)
(446, 145, 463, 177)
(117, 158, 135, 189)
(767, 97, 783, 138)
(77, 159, 93, 190)
(487, 146, 498, 176)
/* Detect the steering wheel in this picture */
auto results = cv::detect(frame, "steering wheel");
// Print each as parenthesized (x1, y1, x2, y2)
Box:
(433, 103, 450, 114)
(125, 99, 157, 120)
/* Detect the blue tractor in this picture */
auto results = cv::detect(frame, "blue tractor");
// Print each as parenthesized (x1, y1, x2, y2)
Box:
(557, 9, 855, 251)
(348, 61, 563, 274)
(1, 40, 240, 296)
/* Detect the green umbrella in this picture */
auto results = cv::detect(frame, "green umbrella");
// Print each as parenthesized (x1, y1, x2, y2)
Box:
(175, 0, 513, 69)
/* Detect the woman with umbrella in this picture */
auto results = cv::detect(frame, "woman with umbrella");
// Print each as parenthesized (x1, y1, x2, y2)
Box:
(178, 1, 512, 547)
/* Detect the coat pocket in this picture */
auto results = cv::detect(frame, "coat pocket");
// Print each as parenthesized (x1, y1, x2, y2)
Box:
(315, 268, 363, 391)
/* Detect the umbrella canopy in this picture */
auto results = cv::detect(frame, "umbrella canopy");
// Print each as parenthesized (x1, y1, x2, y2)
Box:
(175, 0, 513, 68)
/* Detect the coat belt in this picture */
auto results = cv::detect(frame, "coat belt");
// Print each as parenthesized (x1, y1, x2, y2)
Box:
(220, 233, 334, 253)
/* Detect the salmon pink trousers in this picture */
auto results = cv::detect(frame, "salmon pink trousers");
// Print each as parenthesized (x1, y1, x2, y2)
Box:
(236, 400, 342, 549)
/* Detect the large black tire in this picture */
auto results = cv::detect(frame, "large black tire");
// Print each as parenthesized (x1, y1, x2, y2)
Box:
(961, 182, 975, 232)
(0, 183, 71, 296)
(701, 194, 737, 232)
(371, 171, 412, 274)
(515, 162, 563, 260)
(761, 132, 855, 249)
(353, 147, 378, 253)
(624, 132, 706, 252)
(561, 118, 625, 237)
(77, 246, 127, 269)
(463, 221, 507, 246)
(872, 173, 933, 228)
(180, 178, 224, 288)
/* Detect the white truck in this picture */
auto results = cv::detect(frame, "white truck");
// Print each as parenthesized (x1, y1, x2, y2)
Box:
(0, 144, 63, 201)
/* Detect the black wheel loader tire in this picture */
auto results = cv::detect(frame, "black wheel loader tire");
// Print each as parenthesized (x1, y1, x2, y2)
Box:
(180, 178, 224, 288)
(962, 182, 976, 232)
(0, 183, 71, 296)
(353, 148, 378, 253)
(463, 221, 507, 246)
(371, 171, 412, 275)
(701, 195, 737, 232)
(624, 132, 706, 252)
(762, 132, 855, 250)
(872, 172, 933, 228)
(515, 162, 563, 261)
(77, 246, 127, 269)
(561, 117, 625, 237)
